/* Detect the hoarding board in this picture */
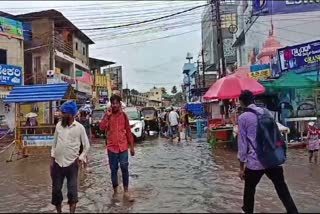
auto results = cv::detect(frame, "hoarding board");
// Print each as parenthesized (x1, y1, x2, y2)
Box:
(250, 64, 271, 80)
(278, 40, 320, 74)
(253, 0, 320, 16)
(23, 135, 54, 147)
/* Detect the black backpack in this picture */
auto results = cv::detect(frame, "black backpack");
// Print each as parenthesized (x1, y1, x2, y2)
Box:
(244, 108, 287, 169)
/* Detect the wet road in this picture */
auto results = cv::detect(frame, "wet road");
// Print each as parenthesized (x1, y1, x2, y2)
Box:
(0, 137, 319, 213)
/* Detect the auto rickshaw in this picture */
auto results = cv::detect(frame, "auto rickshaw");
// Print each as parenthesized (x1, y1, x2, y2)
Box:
(140, 107, 159, 135)
(91, 107, 106, 138)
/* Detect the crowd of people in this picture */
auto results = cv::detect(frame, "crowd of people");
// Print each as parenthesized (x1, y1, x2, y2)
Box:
(48, 90, 308, 213)
(159, 107, 192, 142)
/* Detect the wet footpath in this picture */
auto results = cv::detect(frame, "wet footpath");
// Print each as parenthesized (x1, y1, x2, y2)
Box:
(0, 137, 319, 213)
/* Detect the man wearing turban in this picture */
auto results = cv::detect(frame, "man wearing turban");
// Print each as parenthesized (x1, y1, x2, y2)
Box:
(50, 101, 90, 213)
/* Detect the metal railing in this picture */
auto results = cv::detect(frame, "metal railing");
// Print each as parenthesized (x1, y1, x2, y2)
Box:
(54, 36, 73, 57)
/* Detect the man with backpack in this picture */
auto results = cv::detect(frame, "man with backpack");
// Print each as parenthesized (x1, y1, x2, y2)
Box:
(238, 90, 298, 214)
(99, 95, 135, 202)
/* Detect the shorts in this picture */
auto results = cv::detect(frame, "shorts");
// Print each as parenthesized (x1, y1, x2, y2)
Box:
(51, 160, 79, 206)
(309, 149, 319, 154)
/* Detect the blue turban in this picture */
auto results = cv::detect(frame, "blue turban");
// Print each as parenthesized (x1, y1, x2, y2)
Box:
(60, 101, 78, 116)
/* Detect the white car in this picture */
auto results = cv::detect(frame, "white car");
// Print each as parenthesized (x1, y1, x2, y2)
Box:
(124, 107, 145, 142)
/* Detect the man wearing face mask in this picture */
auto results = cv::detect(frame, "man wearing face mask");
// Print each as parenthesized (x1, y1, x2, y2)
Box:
(50, 101, 90, 213)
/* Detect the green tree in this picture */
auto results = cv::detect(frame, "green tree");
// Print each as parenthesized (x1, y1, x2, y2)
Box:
(161, 87, 167, 95)
(130, 89, 139, 95)
(171, 85, 177, 94)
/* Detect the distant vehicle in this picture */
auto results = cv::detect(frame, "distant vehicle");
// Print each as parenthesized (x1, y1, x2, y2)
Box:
(140, 107, 159, 135)
(91, 108, 105, 138)
(124, 107, 145, 142)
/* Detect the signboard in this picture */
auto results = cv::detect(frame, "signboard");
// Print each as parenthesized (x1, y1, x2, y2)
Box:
(76, 80, 92, 95)
(0, 17, 23, 39)
(253, 0, 320, 16)
(23, 135, 54, 147)
(0, 64, 22, 86)
(250, 64, 271, 80)
(278, 40, 320, 74)
(76, 70, 83, 77)
(47, 73, 76, 87)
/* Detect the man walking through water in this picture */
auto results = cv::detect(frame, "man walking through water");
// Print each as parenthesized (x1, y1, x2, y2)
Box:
(50, 101, 90, 213)
(168, 107, 180, 142)
(238, 90, 298, 213)
(100, 95, 135, 202)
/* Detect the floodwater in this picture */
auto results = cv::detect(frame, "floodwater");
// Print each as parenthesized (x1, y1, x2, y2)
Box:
(0, 137, 319, 213)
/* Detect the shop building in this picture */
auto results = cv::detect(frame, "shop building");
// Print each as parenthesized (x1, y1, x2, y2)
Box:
(0, 14, 24, 117)
(15, 10, 94, 103)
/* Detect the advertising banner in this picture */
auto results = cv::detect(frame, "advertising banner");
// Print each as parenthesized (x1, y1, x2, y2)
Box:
(0, 17, 23, 39)
(253, 0, 320, 16)
(278, 40, 320, 74)
(0, 64, 22, 86)
(250, 64, 271, 80)
(23, 135, 54, 147)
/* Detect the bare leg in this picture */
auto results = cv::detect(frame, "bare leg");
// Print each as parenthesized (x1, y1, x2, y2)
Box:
(69, 203, 76, 213)
(55, 204, 62, 213)
(309, 151, 313, 163)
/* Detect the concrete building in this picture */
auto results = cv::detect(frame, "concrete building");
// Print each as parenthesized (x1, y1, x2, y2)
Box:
(89, 57, 115, 105)
(233, 0, 320, 68)
(130, 93, 148, 107)
(0, 13, 24, 116)
(15, 10, 94, 104)
(201, 0, 238, 74)
(146, 87, 164, 108)
(102, 65, 123, 95)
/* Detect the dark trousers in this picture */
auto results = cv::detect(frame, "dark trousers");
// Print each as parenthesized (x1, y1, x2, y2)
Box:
(51, 160, 79, 206)
(243, 166, 298, 214)
(108, 150, 129, 188)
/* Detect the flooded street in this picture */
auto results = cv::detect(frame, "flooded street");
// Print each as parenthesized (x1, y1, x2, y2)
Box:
(0, 137, 320, 213)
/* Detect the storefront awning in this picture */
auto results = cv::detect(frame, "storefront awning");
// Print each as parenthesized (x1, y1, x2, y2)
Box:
(3, 83, 75, 103)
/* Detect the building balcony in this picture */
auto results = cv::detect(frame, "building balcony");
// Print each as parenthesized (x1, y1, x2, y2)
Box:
(54, 36, 73, 57)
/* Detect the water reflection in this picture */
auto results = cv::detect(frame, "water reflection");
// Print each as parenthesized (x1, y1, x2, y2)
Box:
(0, 138, 319, 213)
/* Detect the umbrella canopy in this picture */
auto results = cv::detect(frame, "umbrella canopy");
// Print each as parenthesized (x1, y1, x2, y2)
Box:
(203, 74, 265, 100)
(25, 112, 38, 118)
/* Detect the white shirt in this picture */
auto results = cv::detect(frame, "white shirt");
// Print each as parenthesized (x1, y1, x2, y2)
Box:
(169, 111, 180, 126)
(51, 120, 90, 167)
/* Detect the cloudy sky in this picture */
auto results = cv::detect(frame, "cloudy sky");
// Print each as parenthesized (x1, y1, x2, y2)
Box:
(1, 1, 206, 93)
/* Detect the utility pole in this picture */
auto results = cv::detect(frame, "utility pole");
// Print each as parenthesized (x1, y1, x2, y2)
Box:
(49, 21, 55, 124)
(201, 49, 206, 91)
(214, 0, 226, 77)
(196, 60, 200, 89)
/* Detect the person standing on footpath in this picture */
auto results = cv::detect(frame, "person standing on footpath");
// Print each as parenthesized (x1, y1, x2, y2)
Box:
(99, 95, 135, 202)
(50, 101, 90, 213)
(237, 90, 298, 214)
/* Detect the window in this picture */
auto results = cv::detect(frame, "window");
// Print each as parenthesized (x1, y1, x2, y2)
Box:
(0, 49, 7, 64)
(156, 92, 159, 95)
(75, 42, 78, 51)
(83, 47, 86, 55)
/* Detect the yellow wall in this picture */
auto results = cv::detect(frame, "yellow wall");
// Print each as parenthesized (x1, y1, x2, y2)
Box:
(20, 103, 47, 125)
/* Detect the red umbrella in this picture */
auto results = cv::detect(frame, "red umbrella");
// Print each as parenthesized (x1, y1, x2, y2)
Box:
(203, 74, 265, 100)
